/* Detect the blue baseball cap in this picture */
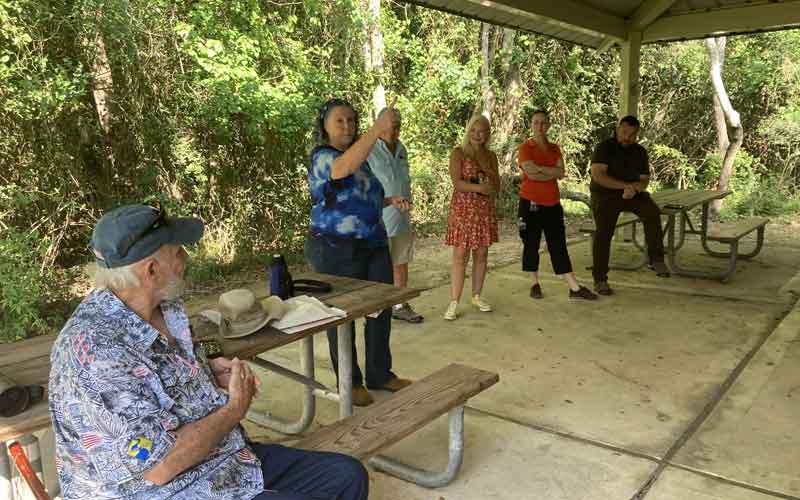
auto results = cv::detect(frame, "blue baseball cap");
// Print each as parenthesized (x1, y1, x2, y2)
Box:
(89, 204, 204, 268)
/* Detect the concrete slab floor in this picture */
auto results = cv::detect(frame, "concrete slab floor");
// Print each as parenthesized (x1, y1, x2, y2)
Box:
(673, 303, 800, 497)
(390, 271, 789, 457)
(647, 466, 787, 500)
(233, 229, 800, 500)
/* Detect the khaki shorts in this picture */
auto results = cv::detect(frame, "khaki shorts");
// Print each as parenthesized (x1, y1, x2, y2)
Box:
(388, 231, 415, 266)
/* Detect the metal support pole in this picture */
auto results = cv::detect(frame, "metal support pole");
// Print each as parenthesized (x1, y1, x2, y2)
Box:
(246, 337, 316, 435)
(0, 442, 14, 500)
(337, 322, 354, 418)
(369, 406, 465, 488)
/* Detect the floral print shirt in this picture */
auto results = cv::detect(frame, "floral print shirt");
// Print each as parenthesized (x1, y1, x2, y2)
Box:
(49, 288, 263, 500)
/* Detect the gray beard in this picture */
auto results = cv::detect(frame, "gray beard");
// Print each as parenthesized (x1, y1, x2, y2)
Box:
(159, 276, 186, 302)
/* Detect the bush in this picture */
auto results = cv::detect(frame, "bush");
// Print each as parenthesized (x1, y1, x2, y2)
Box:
(722, 175, 800, 218)
(0, 230, 54, 341)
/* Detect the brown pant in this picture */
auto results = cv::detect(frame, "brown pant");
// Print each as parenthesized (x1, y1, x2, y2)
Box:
(590, 191, 664, 282)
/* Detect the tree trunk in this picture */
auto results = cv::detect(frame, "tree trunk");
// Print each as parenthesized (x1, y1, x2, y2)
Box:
(82, 27, 115, 199)
(89, 31, 113, 135)
(364, 0, 386, 119)
(705, 36, 743, 214)
(479, 22, 495, 120)
(493, 29, 522, 175)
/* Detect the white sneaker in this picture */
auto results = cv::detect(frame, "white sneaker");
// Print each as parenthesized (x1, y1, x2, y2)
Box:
(443, 301, 458, 321)
(471, 294, 492, 312)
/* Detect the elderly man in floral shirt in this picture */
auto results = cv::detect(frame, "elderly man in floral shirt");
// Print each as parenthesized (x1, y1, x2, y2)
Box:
(49, 204, 368, 500)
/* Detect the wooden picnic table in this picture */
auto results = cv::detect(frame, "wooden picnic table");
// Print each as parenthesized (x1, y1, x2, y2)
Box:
(0, 271, 420, 450)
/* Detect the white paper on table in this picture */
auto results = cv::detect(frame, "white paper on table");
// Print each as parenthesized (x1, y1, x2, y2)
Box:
(272, 295, 347, 334)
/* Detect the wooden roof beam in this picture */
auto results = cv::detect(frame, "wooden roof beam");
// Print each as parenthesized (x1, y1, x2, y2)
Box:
(476, 0, 627, 39)
(596, 0, 678, 53)
(643, 1, 800, 43)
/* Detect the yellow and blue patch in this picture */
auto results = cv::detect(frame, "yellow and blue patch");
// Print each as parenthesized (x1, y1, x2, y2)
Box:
(127, 436, 153, 462)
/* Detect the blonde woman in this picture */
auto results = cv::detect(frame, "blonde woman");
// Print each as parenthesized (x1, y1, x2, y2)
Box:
(443, 115, 499, 320)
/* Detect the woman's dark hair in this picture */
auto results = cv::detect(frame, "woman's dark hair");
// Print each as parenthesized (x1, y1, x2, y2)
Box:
(316, 98, 360, 145)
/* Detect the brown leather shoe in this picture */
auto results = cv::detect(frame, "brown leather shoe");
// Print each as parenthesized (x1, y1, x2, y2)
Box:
(368, 377, 413, 392)
(530, 283, 543, 299)
(352, 385, 374, 407)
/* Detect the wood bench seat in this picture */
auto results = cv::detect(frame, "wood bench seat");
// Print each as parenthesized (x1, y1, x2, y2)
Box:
(707, 217, 769, 242)
(297, 363, 499, 487)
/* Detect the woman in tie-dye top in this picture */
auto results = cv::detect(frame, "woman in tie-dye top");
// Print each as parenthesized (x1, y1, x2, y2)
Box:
(304, 98, 413, 408)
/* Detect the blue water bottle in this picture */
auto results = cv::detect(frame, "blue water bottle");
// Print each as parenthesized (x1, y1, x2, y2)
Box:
(269, 254, 291, 299)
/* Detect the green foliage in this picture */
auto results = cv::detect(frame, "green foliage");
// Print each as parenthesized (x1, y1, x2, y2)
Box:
(1, 0, 799, 339)
(0, 230, 52, 341)
(649, 144, 696, 189)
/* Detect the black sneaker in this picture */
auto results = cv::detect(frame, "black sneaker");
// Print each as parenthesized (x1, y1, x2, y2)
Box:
(594, 280, 614, 296)
(569, 286, 598, 300)
(530, 284, 543, 299)
(651, 261, 671, 278)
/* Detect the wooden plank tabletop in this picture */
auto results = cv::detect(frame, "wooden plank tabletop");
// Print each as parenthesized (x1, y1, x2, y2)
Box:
(195, 274, 422, 360)
(0, 273, 421, 438)
(651, 189, 730, 214)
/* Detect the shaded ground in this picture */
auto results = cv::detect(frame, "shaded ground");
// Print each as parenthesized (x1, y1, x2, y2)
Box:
(234, 219, 800, 500)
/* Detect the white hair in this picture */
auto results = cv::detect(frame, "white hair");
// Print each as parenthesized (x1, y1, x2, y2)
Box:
(377, 107, 401, 121)
(90, 262, 142, 290)
(461, 114, 490, 159)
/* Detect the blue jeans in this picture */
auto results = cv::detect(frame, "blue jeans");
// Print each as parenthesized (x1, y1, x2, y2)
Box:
(250, 443, 368, 500)
(304, 234, 395, 388)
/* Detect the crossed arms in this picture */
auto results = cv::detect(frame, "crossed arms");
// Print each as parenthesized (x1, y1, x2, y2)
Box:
(520, 159, 565, 181)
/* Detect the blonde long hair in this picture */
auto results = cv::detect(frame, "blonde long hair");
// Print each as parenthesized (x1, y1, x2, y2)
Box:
(460, 114, 491, 160)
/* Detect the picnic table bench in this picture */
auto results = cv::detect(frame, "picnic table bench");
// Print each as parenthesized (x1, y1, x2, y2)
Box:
(298, 363, 498, 487)
(578, 189, 768, 281)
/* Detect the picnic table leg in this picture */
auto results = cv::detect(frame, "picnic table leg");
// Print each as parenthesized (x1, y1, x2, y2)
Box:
(700, 214, 766, 260)
(630, 222, 646, 252)
(673, 212, 688, 251)
(246, 337, 317, 435)
(666, 211, 739, 281)
(337, 322, 354, 419)
(1, 442, 14, 500)
(369, 405, 465, 488)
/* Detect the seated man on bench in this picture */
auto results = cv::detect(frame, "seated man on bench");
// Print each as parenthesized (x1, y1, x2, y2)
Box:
(48, 204, 368, 500)
(590, 115, 671, 295)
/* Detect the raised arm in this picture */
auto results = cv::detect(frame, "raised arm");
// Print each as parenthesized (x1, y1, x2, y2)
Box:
(331, 104, 399, 180)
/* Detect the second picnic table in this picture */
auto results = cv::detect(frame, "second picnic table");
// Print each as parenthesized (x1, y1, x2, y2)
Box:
(580, 189, 769, 281)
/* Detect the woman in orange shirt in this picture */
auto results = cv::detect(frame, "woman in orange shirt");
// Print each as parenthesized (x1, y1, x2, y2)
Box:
(518, 110, 596, 300)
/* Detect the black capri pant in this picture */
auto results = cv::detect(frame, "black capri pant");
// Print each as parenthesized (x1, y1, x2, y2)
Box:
(519, 198, 573, 275)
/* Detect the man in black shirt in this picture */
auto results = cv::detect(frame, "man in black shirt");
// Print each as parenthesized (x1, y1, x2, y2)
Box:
(589, 115, 670, 295)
